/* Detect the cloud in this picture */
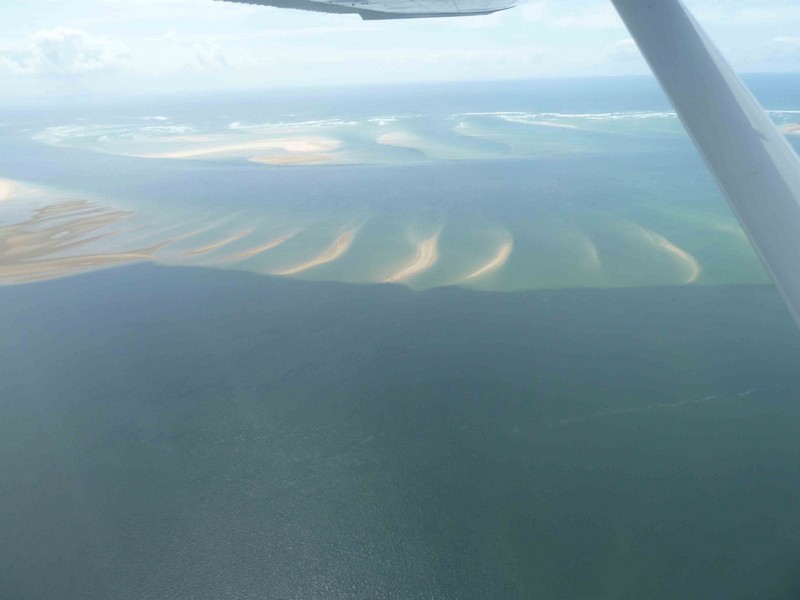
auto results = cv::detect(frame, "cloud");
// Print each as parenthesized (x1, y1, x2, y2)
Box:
(0, 27, 129, 75)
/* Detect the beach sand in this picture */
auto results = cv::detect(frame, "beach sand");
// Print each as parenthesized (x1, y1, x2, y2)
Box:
(274, 231, 355, 275)
(464, 241, 513, 281)
(147, 137, 340, 160)
(385, 235, 439, 282)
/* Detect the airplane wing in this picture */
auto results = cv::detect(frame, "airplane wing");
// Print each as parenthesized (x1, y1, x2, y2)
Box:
(612, 0, 800, 327)
(218, 0, 515, 20)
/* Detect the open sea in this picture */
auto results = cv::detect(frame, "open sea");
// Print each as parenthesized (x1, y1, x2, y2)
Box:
(1, 76, 800, 598)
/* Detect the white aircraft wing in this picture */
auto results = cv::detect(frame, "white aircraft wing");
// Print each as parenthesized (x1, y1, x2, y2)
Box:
(219, 0, 515, 20)
(612, 0, 800, 327)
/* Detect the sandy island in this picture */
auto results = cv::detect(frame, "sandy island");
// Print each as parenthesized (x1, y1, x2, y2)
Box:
(782, 124, 800, 134)
(228, 235, 293, 261)
(385, 235, 438, 282)
(656, 234, 701, 284)
(464, 241, 513, 281)
(274, 231, 354, 275)
(146, 137, 340, 160)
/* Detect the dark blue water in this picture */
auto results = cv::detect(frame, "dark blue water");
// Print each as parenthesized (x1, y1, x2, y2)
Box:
(1, 265, 800, 599)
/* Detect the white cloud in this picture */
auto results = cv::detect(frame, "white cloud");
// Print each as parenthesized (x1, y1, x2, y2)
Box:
(0, 27, 129, 75)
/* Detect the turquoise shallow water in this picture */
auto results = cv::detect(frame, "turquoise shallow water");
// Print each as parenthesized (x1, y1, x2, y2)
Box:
(4, 75, 800, 289)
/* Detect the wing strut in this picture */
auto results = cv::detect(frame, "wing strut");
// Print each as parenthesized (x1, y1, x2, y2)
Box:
(611, 0, 800, 326)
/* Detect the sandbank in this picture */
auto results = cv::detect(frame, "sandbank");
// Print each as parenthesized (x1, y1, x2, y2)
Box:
(464, 241, 513, 280)
(633, 223, 701, 284)
(185, 230, 251, 256)
(147, 137, 340, 159)
(0, 200, 161, 284)
(274, 231, 354, 275)
(385, 235, 438, 282)
(228, 235, 293, 260)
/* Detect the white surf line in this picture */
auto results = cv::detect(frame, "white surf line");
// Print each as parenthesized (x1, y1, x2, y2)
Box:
(385, 234, 439, 282)
(464, 241, 513, 281)
(228, 234, 293, 260)
(185, 230, 251, 256)
(273, 230, 355, 275)
(0, 179, 14, 202)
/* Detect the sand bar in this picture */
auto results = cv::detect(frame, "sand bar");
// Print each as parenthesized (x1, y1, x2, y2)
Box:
(185, 230, 251, 256)
(147, 137, 340, 159)
(274, 231, 354, 275)
(633, 223, 701, 284)
(228, 235, 293, 261)
(464, 241, 513, 280)
(385, 235, 438, 282)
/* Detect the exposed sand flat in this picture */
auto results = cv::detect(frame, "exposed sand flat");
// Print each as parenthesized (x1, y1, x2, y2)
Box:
(228, 235, 293, 261)
(632, 223, 702, 284)
(250, 154, 332, 166)
(0, 200, 167, 284)
(274, 231, 355, 275)
(464, 241, 513, 280)
(185, 230, 251, 256)
(385, 235, 439, 282)
(0, 179, 14, 202)
(782, 124, 800, 134)
(146, 137, 340, 159)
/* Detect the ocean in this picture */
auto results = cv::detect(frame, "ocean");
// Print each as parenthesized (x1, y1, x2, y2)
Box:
(1, 76, 800, 598)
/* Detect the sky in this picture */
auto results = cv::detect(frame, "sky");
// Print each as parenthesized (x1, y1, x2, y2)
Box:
(2, 0, 800, 98)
